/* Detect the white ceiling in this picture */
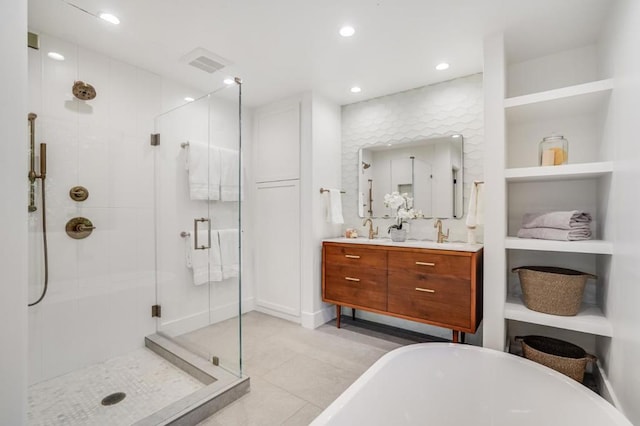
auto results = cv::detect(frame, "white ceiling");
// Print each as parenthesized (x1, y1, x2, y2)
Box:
(28, 0, 613, 108)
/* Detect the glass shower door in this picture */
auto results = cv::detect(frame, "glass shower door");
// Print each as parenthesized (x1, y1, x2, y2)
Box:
(154, 83, 242, 377)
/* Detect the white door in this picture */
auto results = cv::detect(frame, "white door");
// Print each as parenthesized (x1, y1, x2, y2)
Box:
(255, 180, 301, 318)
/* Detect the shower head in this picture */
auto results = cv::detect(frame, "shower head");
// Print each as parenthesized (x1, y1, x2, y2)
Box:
(362, 161, 371, 170)
(72, 81, 96, 100)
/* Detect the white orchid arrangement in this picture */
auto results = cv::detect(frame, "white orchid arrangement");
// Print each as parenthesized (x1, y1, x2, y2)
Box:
(383, 192, 417, 231)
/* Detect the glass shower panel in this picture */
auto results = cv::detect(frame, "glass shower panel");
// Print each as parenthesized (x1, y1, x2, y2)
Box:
(154, 84, 242, 377)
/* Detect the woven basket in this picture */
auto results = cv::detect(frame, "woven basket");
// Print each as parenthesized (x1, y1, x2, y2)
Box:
(512, 266, 596, 316)
(516, 335, 596, 382)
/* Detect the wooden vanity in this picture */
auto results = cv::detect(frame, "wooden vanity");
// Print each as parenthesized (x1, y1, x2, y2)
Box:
(322, 239, 483, 342)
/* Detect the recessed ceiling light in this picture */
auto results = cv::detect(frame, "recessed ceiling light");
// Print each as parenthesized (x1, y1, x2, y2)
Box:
(350, 86, 362, 93)
(184, 97, 195, 102)
(98, 12, 120, 25)
(451, 134, 461, 138)
(339, 26, 355, 37)
(436, 62, 450, 71)
(387, 143, 393, 147)
(223, 78, 235, 85)
(47, 52, 65, 61)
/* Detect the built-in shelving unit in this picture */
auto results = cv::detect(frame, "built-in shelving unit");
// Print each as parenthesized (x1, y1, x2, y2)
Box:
(504, 237, 613, 254)
(484, 36, 615, 384)
(505, 297, 613, 337)
(504, 79, 614, 122)
(505, 161, 613, 182)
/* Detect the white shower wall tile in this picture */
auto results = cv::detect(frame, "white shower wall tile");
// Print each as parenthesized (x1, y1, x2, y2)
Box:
(77, 48, 110, 128)
(108, 59, 139, 135)
(76, 207, 111, 288)
(40, 37, 79, 122)
(108, 208, 142, 277)
(341, 73, 484, 242)
(78, 124, 111, 209)
(28, 308, 43, 385)
(41, 298, 80, 379)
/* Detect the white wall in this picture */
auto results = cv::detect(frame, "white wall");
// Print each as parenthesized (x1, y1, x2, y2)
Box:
(0, 1, 28, 423)
(341, 74, 484, 340)
(599, 1, 640, 423)
(301, 94, 342, 328)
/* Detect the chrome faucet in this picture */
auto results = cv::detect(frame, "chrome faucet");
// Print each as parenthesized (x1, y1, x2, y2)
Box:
(434, 219, 449, 243)
(362, 218, 378, 240)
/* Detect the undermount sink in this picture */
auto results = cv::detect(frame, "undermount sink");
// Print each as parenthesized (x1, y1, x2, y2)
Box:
(325, 237, 483, 252)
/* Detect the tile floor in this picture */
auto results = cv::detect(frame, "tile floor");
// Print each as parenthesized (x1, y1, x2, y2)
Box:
(187, 312, 440, 426)
(28, 348, 204, 425)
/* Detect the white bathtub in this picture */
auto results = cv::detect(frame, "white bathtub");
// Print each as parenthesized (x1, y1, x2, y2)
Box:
(311, 343, 631, 426)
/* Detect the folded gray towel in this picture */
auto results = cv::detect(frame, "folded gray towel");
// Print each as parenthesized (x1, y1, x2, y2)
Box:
(521, 211, 592, 230)
(517, 227, 592, 241)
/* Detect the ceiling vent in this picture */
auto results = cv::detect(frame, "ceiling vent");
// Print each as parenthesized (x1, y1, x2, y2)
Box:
(182, 47, 231, 74)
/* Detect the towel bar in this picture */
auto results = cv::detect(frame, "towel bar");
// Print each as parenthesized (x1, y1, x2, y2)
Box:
(320, 188, 346, 194)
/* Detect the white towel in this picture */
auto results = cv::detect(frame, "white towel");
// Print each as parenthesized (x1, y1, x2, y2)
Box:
(219, 147, 242, 201)
(186, 230, 222, 285)
(185, 141, 221, 201)
(465, 182, 484, 227)
(325, 189, 344, 224)
(517, 227, 592, 241)
(218, 229, 240, 279)
(521, 211, 592, 230)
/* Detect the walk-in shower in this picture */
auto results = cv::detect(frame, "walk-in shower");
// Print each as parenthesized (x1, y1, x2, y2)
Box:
(26, 31, 246, 425)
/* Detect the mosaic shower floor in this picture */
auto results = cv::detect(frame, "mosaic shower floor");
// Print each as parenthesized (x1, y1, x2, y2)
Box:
(28, 348, 204, 425)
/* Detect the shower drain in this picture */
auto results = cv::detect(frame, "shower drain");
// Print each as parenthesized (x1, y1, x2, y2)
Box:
(101, 392, 126, 406)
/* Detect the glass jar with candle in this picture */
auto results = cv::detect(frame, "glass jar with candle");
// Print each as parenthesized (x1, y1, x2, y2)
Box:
(539, 135, 568, 166)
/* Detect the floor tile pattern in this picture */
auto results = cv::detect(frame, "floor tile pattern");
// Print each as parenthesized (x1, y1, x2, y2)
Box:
(195, 312, 433, 425)
(28, 348, 203, 425)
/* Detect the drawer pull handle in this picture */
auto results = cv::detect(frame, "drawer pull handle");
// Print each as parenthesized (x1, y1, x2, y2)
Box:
(415, 261, 435, 266)
(345, 255, 361, 259)
(345, 277, 361, 282)
(415, 287, 435, 293)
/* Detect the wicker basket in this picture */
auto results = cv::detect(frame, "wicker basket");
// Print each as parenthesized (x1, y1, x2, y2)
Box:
(516, 335, 596, 382)
(512, 266, 596, 316)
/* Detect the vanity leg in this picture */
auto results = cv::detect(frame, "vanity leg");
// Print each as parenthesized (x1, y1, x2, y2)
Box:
(452, 330, 459, 343)
(461, 332, 466, 344)
(352, 308, 356, 321)
(336, 305, 341, 328)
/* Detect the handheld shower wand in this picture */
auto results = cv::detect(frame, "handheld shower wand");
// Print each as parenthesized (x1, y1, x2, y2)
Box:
(27, 112, 49, 306)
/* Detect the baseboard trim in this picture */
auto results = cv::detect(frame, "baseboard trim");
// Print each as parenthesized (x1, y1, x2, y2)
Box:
(300, 305, 335, 329)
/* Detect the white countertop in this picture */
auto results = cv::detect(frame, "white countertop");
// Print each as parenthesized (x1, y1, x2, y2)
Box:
(323, 237, 483, 252)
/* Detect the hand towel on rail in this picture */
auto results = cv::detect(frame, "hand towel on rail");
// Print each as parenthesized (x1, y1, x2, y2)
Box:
(465, 182, 484, 227)
(521, 211, 592, 230)
(219, 147, 242, 201)
(517, 227, 592, 241)
(325, 188, 344, 224)
(186, 230, 222, 285)
(186, 141, 221, 201)
(218, 229, 240, 280)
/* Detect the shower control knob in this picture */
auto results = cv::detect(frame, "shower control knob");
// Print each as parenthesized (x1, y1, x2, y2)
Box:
(65, 217, 95, 239)
(69, 185, 89, 201)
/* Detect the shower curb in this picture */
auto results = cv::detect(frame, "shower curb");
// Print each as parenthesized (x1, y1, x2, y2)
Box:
(135, 334, 249, 426)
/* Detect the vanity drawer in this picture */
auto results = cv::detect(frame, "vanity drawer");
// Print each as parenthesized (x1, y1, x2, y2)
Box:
(324, 264, 387, 311)
(388, 251, 470, 279)
(387, 275, 471, 328)
(324, 244, 387, 269)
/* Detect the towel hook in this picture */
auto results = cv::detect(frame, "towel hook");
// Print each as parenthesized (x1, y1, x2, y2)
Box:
(320, 187, 346, 194)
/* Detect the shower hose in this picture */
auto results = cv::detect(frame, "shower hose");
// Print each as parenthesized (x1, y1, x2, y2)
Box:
(28, 178, 49, 307)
